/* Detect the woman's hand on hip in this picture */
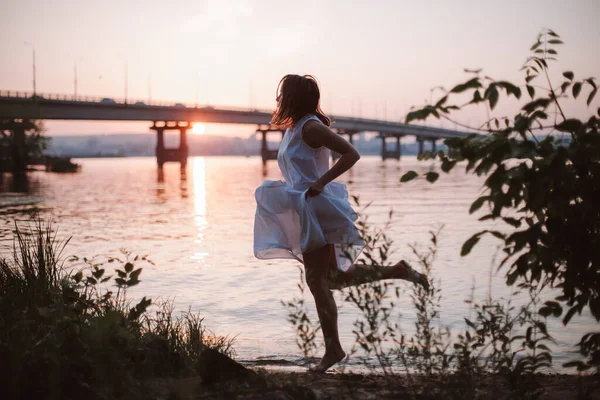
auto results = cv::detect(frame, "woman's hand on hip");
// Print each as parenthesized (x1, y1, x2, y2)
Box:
(306, 180, 325, 198)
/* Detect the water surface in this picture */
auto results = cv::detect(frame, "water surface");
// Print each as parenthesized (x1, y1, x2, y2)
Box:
(0, 156, 594, 371)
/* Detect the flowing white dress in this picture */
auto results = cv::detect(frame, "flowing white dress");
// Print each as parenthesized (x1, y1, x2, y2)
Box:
(253, 114, 365, 272)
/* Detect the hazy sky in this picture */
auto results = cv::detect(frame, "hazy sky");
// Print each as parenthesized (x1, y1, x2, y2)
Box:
(1, 0, 599, 136)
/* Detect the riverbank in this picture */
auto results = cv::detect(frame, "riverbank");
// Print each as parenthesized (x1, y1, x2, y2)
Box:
(150, 370, 600, 399)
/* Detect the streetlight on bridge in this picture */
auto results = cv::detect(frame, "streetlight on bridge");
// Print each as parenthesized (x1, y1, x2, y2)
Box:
(23, 41, 36, 97)
(74, 62, 78, 97)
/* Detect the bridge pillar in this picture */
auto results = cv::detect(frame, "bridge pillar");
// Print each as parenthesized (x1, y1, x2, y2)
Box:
(380, 133, 401, 161)
(0, 119, 34, 173)
(258, 127, 284, 166)
(12, 123, 26, 173)
(151, 121, 189, 166)
(179, 126, 189, 166)
(431, 138, 437, 153)
(417, 138, 424, 155)
(155, 126, 165, 166)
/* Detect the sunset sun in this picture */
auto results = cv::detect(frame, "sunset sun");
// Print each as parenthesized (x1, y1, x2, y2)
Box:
(192, 123, 206, 135)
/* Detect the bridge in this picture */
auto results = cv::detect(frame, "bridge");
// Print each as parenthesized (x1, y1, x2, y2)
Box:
(0, 91, 473, 168)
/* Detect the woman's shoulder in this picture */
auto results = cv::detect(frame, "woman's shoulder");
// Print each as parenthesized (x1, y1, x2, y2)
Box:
(292, 114, 320, 132)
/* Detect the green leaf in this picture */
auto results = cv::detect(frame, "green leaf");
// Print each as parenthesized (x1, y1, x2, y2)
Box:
(400, 171, 418, 182)
(72, 270, 83, 283)
(587, 87, 598, 106)
(563, 305, 580, 325)
(92, 268, 105, 279)
(526, 85, 535, 99)
(530, 41, 541, 51)
(461, 233, 482, 256)
(522, 98, 551, 113)
(406, 107, 438, 123)
(124, 262, 134, 273)
(547, 49, 557, 55)
(450, 78, 482, 94)
(85, 277, 97, 285)
(548, 39, 563, 44)
(562, 71, 574, 80)
(539, 307, 552, 318)
(503, 217, 521, 227)
(489, 230, 505, 240)
(556, 119, 582, 133)
(470, 90, 483, 104)
(572, 82, 582, 99)
(496, 81, 522, 99)
(130, 268, 142, 281)
(425, 171, 439, 183)
(486, 86, 499, 110)
(469, 196, 488, 214)
(441, 158, 457, 173)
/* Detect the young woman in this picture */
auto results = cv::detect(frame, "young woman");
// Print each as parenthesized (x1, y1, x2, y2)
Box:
(254, 74, 428, 373)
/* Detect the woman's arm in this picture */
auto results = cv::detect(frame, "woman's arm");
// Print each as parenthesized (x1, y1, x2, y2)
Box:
(303, 120, 360, 196)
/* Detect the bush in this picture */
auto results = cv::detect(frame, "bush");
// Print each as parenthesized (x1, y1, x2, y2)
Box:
(401, 29, 599, 375)
(0, 221, 234, 400)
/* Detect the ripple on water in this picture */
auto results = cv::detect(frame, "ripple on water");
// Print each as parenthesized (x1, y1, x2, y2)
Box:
(0, 156, 594, 372)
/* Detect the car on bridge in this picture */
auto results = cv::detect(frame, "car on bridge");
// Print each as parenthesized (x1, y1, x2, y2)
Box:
(101, 98, 116, 104)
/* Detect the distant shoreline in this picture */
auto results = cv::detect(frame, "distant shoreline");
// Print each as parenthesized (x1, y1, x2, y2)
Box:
(60, 154, 422, 160)
(44, 133, 446, 159)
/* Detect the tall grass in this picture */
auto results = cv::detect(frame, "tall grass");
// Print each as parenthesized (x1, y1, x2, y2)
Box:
(0, 221, 67, 315)
(0, 221, 234, 400)
(282, 202, 577, 399)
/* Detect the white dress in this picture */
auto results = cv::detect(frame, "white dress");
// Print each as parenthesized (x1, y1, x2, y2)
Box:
(253, 114, 365, 272)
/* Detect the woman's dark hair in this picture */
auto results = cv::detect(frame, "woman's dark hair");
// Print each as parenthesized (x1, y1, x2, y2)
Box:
(271, 74, 331, 127)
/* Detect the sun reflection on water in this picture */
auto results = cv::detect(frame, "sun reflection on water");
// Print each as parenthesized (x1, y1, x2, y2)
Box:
(191, 157, 208, 262)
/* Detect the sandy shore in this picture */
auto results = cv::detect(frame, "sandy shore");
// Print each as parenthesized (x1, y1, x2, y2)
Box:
(152, 370, 600, 400)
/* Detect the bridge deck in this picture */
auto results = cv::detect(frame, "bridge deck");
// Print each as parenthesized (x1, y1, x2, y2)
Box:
(0, 91, 473, 140)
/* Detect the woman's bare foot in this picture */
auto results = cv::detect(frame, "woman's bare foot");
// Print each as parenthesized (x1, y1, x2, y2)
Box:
(310, 348, 346, 373)
(392, 260, 430, 290)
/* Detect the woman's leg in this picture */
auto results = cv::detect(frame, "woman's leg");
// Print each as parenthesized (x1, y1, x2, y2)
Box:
(303, 244, 346, 373)
(327, 247, 429, 290)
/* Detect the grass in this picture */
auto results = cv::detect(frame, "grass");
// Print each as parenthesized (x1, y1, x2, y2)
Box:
(0, 221, 234, 400)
